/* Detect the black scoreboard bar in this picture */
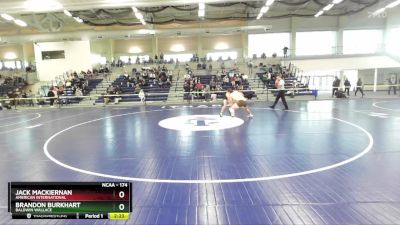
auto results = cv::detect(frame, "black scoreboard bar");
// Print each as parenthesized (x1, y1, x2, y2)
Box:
(8, 182, 132, 220)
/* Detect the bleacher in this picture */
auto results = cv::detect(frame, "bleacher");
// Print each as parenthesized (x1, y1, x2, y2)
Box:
(61, 79, 102, 104)
(0, 77, 27, 96)
(39, 75, 105, 106)
(183, 74, 256, 101)
(95, 74, 171, 104)
(256, 64, 318, 98)
(0, 85, 17, 96)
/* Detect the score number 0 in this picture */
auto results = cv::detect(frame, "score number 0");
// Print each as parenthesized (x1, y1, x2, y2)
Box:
(118, 191, 126, 211)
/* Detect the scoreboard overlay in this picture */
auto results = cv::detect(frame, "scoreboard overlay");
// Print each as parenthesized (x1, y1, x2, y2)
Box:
(8, 182, 132, 220)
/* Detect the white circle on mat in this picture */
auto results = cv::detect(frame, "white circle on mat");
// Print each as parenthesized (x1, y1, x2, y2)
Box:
(158, 115, 244, 131)
(43, 108, 374, 184)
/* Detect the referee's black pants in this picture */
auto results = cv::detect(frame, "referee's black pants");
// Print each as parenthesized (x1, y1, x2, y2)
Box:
(271, 90, 288, 110)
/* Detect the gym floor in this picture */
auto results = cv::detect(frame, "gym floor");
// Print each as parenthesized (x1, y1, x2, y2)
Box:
(1, 98, 400, 225)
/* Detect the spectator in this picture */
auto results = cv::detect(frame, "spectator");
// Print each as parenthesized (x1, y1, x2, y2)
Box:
(344, 78, 351, 96)
(261, 52, 266, 59)
(355, 78, 364, 97)
(388, 74, 398, 95)
(332, 76, 341, 97)
(203, 85, 210, 101)
(47, 87, 55, 107)
(27, 89, 34, 107)
(283, 46, 289, 58)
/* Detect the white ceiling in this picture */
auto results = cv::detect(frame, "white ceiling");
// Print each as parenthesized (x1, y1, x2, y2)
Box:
(0, 0, 392, 43)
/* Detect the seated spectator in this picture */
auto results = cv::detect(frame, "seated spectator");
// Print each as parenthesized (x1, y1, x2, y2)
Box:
(75, 88, 83, 96)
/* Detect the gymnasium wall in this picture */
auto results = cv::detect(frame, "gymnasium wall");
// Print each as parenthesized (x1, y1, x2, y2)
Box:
(290, 56, 400, 72)
(90, 39, 114, 60)
(34, 40, 91, 81)
(158, 36, 198, 54)
(113, 38, 152, 56)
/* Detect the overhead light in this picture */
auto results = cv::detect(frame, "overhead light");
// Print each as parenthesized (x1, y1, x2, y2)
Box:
(265, 0, 275, 6)
(214, 42, 229, 50)
(139, 18, 146, 25)
(373, 8, 386, 15)
(129, 47, 142, 54)
(137, 29, 155, 35)
(323, 4, 334, 11)
(63, 9, 72, 17)
(261, 6, 269, 13)
(314, 10, 324, 17)
(256, 13, 263, 19)
(24, 0, 62, 12)
(1, 13, 14, 21)
(73, 17, 83, 23)
(386, 0, 400, 8)
(170, 44, 185, 52)
(332, 0, 344, 3)
(14, 19, 27, 27)
(4, 52, 17, 60)
(131, 7, 138, 14)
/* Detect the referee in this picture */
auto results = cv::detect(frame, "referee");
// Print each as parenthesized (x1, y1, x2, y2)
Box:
(269, 75, 289, 110)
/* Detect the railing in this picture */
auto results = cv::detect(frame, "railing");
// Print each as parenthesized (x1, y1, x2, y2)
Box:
(2, 83, 399, 110)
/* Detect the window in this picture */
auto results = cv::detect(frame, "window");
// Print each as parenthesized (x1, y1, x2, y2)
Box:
(164, 53, 192, 62)
(4, 61, 16, 69)
(386, 27, 400, 56)
(304, 70, 340, 91)
(41, 50, 65, 60)
(343, 30, 383, 54)
(248, 33, 290, 57)
(207, 51, 237, 61)
(296, 31, 336, 56)
(91, 54, 107, 65)
(119, 56, 131, 63)
(16, 61, 22, 69)
(120, 55, 149, 64)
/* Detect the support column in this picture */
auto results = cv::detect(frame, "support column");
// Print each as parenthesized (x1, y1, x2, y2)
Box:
(290, 17, 296, 57)
(22, 43, 32, 67)
(339, 70, 345, 88)
(383, 16, 388, 54)
(152, 36, 158, 58)
(197, 35, 203, 58)
(336, 16, 344, 55)
(109, 39, 115, 62)
(336, 28, 343, 55)
(374, 68, 378, 92)
(241, 32, 248, 62)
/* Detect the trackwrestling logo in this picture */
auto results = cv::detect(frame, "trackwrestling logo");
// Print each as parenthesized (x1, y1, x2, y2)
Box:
(158, 115, 244, 131)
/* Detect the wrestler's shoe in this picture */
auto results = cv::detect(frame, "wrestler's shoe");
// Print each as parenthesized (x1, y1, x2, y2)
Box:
(219, 113, 223, 117)
(247, 114, 254, 118)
